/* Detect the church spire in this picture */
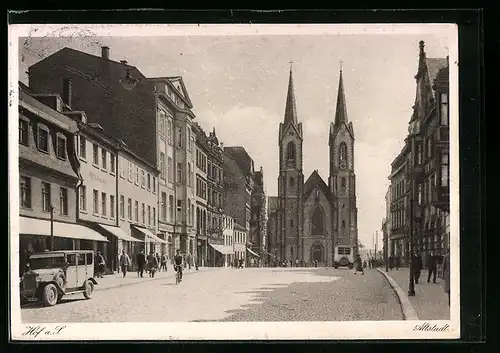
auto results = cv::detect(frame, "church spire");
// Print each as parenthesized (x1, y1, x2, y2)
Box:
(283, 62, 298, 126)
(334, 63, 348, 126)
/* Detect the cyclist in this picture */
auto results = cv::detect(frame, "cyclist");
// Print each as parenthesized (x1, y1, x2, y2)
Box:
(174, 249, 183, 281)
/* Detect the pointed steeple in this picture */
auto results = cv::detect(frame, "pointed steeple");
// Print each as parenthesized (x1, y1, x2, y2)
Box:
(334, 65, 348, 126)
(283, 63, 298, 126)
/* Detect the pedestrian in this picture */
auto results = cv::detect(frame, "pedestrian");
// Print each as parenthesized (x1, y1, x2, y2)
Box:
(354, 253, 364, 275)
(119, 250, 131, 277)
(411, 251, 423, 284)
(442, 249, 450, 306)
(395, 255, 401, 270)
(95, 250, 106, 278)
(186, 253, 192, 270)
(136, 249, 146, 278)
(147, 251, 158, 278)
(155, 252, 161, 270)
(363, 260, 367, 269)
(160, 253, 167, 272)
(426, 251, 438, 283)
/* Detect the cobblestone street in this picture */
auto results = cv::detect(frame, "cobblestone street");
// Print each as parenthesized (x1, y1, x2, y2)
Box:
(21, 267, 403, 322)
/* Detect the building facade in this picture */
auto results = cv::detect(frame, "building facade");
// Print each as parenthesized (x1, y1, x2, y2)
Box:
(388, 41, 449, 265)
(223, 214, 235, 267)
(250, 167, 267, 264)
(18, 84, 108, 272)
(233, 223, 247, 267)
(273, 66, 359, 266)
(266, 196, 279, 265)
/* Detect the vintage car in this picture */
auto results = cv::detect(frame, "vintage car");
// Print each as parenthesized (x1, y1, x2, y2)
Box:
(20, 250, 98, 306)
(333, 245, 355, 269)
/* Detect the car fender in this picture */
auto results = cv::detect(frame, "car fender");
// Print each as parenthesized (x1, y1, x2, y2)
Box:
(88, 278, 98, 285)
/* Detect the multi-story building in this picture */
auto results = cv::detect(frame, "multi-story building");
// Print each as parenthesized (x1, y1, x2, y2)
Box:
(388, 41, 449, 265)
(233, 223, 247, 267)
(148, 76, 197, 261)
(192, 122, 210, 266)
(266, 196, 279, 265)
(223, 146, 257, 264)
(17, 83, 108, 272)
(223, 214, 235, 267)
(28, 46, 197, 262)
(250, 167, 267, 265)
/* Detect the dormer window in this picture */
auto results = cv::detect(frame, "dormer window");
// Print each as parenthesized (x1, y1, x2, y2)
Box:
(56, 135, 67, 160)
(37, 125, 49, 153)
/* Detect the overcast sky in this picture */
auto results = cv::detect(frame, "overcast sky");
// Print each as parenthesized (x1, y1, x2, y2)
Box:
(17, 27, 451, 250)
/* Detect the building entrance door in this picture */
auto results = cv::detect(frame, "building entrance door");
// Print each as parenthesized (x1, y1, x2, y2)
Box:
(311, 243, 323, 264)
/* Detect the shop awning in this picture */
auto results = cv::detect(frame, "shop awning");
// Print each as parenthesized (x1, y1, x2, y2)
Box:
(209, 243, 234, 255)
(99, 224, 141, 242)
(19, 217, 109, 242)
(246, 248, 260, 258)
(132, 225, 167, 243)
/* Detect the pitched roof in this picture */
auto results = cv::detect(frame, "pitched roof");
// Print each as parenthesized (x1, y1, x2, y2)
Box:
(283, 69, 298, 127)
(334, 69, 348, 126)
(303, 170, 333, 205)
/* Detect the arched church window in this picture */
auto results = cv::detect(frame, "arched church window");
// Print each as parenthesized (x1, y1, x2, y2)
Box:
(311, 206, 324, 235)
(341, 177, 346, 189)
(339, 143, 347, 162)
(286, 141, 296, 161)
(289, 177, 295, 187)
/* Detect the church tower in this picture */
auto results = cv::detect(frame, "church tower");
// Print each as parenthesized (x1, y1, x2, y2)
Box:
(328, 66, 359, 252)
(278, 65, 304, 262)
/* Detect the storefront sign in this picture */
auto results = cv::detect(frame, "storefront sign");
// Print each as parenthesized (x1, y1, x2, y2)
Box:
(90, 171, 107, 184)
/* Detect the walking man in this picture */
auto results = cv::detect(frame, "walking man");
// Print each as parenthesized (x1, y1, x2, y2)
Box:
(354, 253, 364, 275)
(119, 250, 131, 277)
(427, 251, 438, 283)
(160, 253, 168, 272)
(411, 251, 423, 284)
(136, 249, 146, 278)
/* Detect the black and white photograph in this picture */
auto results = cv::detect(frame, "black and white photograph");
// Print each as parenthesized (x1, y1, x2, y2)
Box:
(8, 23, 459, 340)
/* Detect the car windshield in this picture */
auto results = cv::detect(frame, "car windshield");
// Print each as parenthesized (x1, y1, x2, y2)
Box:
(29, 256, 66, 270)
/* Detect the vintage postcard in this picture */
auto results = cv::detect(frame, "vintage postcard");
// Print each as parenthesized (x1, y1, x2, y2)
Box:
(8, 23, 459, 340)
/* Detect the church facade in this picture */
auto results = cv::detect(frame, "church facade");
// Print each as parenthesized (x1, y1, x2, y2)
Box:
(273, 66, 359, 267)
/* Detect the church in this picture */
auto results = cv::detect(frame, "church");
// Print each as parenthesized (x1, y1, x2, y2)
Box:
(272, 64, 359, 267)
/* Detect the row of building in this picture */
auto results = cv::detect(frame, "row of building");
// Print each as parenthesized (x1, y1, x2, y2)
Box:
(381, 41, 450, 266)
(17, 45, 267, 273)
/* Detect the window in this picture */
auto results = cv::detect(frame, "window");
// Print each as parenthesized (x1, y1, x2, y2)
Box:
(141, 170, 145, 188)
(93, 144, 99, 165)
(160, 152, 166, 179)
(110, 155, 116, 174)
(128, 162, 133, 181)
(177, 199, 183, 220)
(110, 195, 115, 218)
(441, 153, 449, 187)
(418, 184, 423, 204)
(120, 158, 125, 179)
(167, 157, 173, 182)
(153, 207, 156, 228)
(416, 143, 422, 165)
(79, 185, 86, 211)
(167, 119, 173, 143)
(120, 195, 125, 218)
(169, 195, 174, 221)
(101, 149, 107, 170)
(427, 137, 432, 159)
(311, 206, 324, 235)
(177, 162, 183, 184)
(56, 136, 66, 160)
(191, 204, 194, 226)
(147, 173, 151, 190)
(20, 176, 31, 208)
(127, 198, 132, 220)
(93, 189, 99, 214)
(161, 192, 167, 220)
(19, 119, 29, 145)
(148, 205, 151, 225)
(159, 111, 165, 137)
(135, 166, 139, 185)
(134, 200, 139, 222)
(342, 220, 346, 228)
(141, 203, 145, 224)
(339, 142, 347, 162)
(177, 127, 183, 148)
(41, 182, 51, 212)
(101, 192, 107, 216)
(187, 128, 192, 152)
(79, 136, 86, 158)
(38, 126, 49, 152)
(207, 162, 212, 178)
(286, 141, 296, 160)
(341, 177, 346, 190)
(188, 163, 192, 187)
(153, 177, 156, 193)
(188, 199, 192, 225)
(440, 93, 448, 126)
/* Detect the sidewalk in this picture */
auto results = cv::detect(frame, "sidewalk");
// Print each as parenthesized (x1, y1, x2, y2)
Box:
(95, 266, 218, 291)
(377, 267, 450, 320)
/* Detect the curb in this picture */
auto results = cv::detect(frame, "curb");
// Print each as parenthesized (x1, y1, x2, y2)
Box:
(96, 267, 220, 292)
(376, 268, 419, 321)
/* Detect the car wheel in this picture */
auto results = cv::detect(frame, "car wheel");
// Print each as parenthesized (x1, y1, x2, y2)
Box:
(83, 280, 94, 299)
(42, 284, 58, 306)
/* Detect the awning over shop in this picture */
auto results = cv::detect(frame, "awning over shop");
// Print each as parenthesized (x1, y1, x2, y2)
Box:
(209, 243, 234, 255)
(19, 217, 109, 242)
(132, 225, 167, 243)
(246, 248, 260, 258)
(99, 224, 141, 242)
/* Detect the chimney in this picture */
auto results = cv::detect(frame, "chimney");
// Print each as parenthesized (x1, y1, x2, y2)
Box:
(101, 46, 110, 59)
(62, 78, 72, 108)
(120, 60, 128, 65)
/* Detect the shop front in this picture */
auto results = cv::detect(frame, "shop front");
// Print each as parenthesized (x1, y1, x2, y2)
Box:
(208, 241, 233, 267)
(131, 225, 168, 256)
(246, 247, 260, 267)
(97, 223, 142, 272)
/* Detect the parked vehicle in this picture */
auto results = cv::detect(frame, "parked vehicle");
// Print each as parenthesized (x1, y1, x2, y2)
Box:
(20, 250, 98, 306)
(333, 245, 355, 269)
